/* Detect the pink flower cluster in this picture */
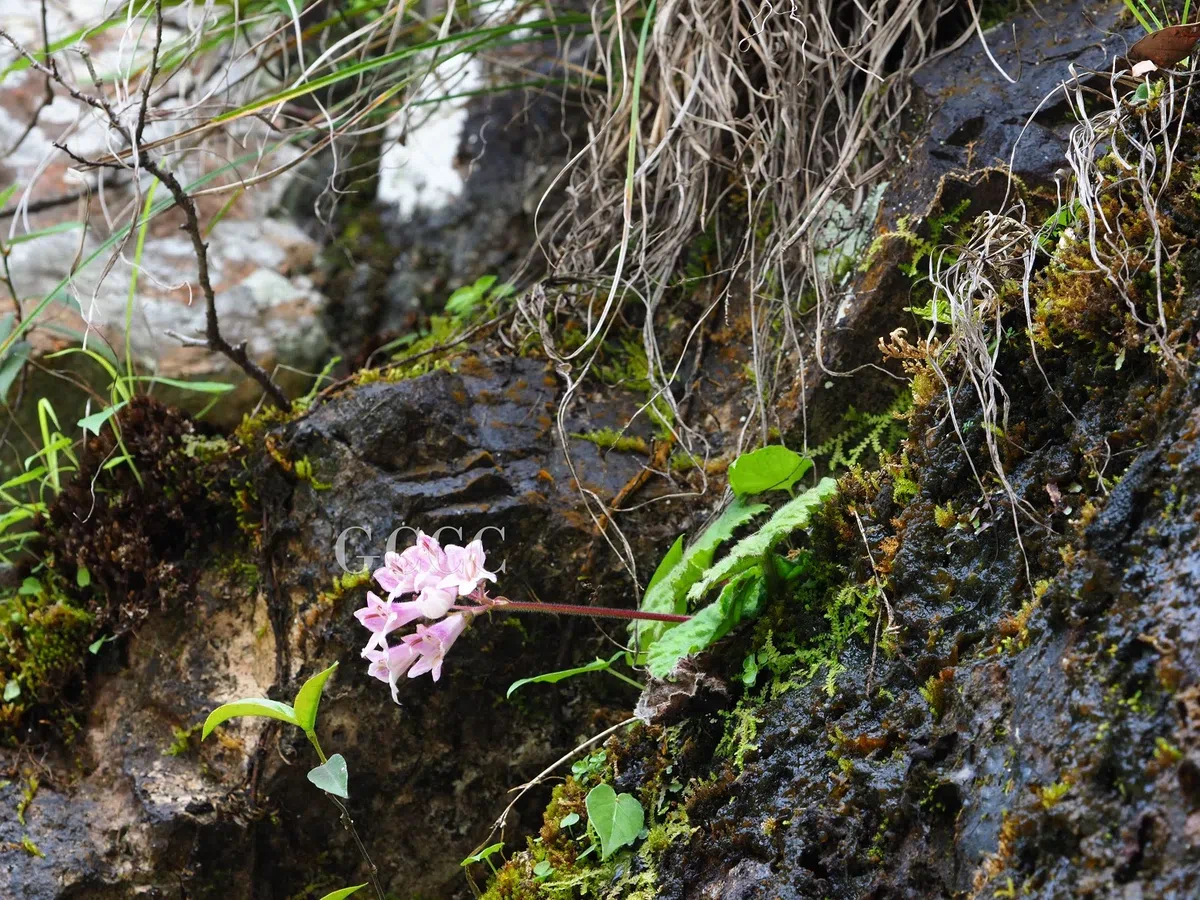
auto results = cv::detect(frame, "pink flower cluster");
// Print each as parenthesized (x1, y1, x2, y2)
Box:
(355, 532, 495, 701)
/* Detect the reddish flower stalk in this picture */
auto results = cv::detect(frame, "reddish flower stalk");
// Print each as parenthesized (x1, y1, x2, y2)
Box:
(475, 597, 690, 623)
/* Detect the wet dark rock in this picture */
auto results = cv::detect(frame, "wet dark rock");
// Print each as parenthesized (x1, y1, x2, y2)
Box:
(0, 356, 701, 898)
(792, 0, 1142, 452)
(613, 369, 1200, 898)
(894, 0, 1138, 220)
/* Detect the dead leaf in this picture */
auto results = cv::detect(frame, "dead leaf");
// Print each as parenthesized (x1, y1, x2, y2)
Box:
(633, 657, 727, 725)
(1128, 23, 1200, 69)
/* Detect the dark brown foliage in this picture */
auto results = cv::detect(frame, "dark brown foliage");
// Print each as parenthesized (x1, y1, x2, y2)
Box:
(1128, 23, 1200, 68)
(41, 395, 237, 631)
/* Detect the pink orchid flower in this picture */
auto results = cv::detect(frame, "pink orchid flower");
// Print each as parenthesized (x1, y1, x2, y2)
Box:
(372, 551, 416, 600)
(363, 641, 419, 703)
(402, 613, 470, 682)
(370, 531, 458, 618)
(373, 531, 446, 599)
(438, 539, 497, 596)
(354, 591, 430, 652)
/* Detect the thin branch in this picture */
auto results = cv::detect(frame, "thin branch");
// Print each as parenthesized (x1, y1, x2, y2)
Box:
(0, 7, 291, 410)
(141, 157, 290, 409)
(3, 0, 55, 158)
(0, 179, 132, 220)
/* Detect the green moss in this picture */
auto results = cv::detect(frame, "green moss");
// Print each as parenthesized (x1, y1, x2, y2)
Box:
(715, 700, 761, 770)
(232, 404, 297, 449)
(180, 433, 234, 463)
(316, 569, 372, 607)
(1035, 779, 1071, 810)
(163, 723, 202, 757)
(16, 773, 38, 825)
(977, 0, 1022, 29)
(867, 817, 890, 864)
(920, 671, 953, 721)
(480, 863, 540, 900)
(1154, 737, 1183, 765)
(571, 428, 650, 455)
(0, 578, 93, 735)
(293, 457, 332, 491)
(216, 552, 260, 590)
(865, 198, 971, 279)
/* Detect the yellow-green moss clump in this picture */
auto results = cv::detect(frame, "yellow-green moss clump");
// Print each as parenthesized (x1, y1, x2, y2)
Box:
(571, 429, 650, 455)
(0, 577, 93, 734)
(478, 769, 693, 900)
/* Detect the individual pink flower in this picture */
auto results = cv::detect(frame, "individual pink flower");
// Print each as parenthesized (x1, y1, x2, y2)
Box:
(354, 591, 429, 652)
(373, 532, 444, 598)
(373, 531, 460, 613)
(372, 551, 416, 599)
(363, 641, 419, 703)
(438, 540, 497, 596)
(402, 613, 470, 682)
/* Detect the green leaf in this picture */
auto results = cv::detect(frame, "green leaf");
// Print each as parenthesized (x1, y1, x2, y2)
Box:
(461, 842, 505, 867)
(307, 753, 349, 799)
(78, 403, 126, 436)
(293, 661, 338, 733)
(644, 534, 684, 596)
(0, 183, 19, 211)
(646, 569, 766, 679)
(130, 376, 235, 393)
(88, 634, 116, 654)
(18, 577, 41, 596)
(635, 499, 767, 652)
(585, 784, 644, 859)
(316, 886, 366, 900)
(0, 467, 45, 492)
(686, 478, 837, 604)
(202, 698, 298, 739)
(444, 275, 496, 317)
(76, 566, 91, 588)
(0, 341, 30, 399)
(533, 860, 553, 878)
(3, 680, 20, 702)
(560, 812, 580, 828)
(728, 446, 812, 497)
(8, 221, 84, 245)
(905, 297, 950, 324)
(506, 654, 619, 698)
(742, 654, 760, 688)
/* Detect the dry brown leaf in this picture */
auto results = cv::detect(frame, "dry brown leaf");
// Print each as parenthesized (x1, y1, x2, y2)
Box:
(1128, 23, 1200, 69)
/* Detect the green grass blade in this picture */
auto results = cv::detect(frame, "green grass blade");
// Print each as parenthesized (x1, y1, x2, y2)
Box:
(126, 182, 158, 382)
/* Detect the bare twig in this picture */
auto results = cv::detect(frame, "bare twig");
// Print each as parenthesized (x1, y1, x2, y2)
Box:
(3, 0, 55, 158)
(143, 158, 290, 408)
(0, 4, 291, 409)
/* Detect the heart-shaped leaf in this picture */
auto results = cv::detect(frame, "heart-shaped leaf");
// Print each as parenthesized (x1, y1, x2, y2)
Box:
(316, 886, 365, 900)
(585, 783, 644, 859)
(461, 842, 504, 867)
(728, 445, 812, 497)
(307, 753, 349, 798)
(293, 661, 338, 733)
(78, 403, 126, 436)
(202, 698, 298, 740)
